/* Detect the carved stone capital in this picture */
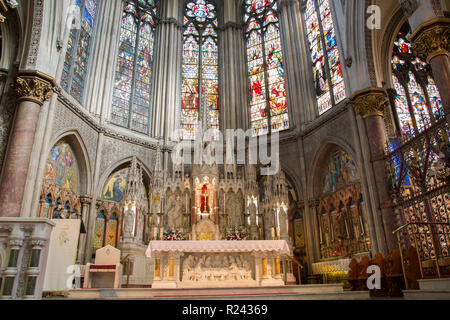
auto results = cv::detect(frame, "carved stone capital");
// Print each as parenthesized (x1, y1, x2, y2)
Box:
(411, 18, 450, 63)
(80, 195, 93, 206)
(13, 74, 54, 106)
(351, 88, 389, 119)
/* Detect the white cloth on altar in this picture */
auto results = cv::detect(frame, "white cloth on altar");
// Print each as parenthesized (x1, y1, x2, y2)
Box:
(146, 240, 291, 258)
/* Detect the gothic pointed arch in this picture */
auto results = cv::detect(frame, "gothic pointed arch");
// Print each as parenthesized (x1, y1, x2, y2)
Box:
(39, 132, 91, 219)
(311, 143, 371, 260)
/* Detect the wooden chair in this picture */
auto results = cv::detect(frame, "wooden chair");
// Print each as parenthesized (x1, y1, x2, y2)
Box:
(385, 250, 405, 297)
(370, 253, 387, 296)
(358, 256, 370, 291)
(404, 247, 421, 290)
(348, 258, 360, 291)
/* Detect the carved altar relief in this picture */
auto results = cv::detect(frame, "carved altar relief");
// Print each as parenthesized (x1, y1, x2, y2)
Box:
(181, 254, 253, 283)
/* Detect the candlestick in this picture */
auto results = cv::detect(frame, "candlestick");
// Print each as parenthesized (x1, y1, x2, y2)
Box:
(159, 227, 163, 240)
(271, 228, 275, 240)
(276, 228, 281, 240)
(153, 227, 157, 240)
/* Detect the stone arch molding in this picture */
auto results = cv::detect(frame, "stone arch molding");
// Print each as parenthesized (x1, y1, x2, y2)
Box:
(307, 137, 359, 200)
(47, 130, 93, 196)
(96, 156, 152, 200)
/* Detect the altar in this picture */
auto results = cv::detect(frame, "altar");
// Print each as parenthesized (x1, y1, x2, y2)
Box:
(146, 240, 291, 288)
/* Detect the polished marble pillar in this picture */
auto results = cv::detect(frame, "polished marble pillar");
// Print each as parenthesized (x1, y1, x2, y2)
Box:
(352, 88, 396, 251)
(411, 18, 450, 124)
(0, 73, 54, 217)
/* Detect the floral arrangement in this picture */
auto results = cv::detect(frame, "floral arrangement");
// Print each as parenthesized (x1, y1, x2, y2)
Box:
(163, 229, 185, 241)
(226, 227, 247, 241)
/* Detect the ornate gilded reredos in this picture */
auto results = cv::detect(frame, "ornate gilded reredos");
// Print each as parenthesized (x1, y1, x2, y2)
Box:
(351, 88, 389, 119)
(13, 75, 54, 106)
(411, 18, 450, 63)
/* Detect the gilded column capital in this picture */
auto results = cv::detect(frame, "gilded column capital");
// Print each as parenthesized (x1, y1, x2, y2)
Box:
(13, 73, 55, 106)
(351, 88, 389, 119)
(411, 18, 450, 63)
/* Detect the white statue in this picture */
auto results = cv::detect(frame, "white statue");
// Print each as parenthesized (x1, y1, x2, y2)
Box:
(123, 209, 135, 237)
(167, 195, 183, 228)
(249, 202, 257, 227)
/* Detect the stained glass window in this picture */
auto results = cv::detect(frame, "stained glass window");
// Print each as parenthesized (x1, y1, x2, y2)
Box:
(93, 211, 106, 249)
(105, 213, 119, 247)
(391, 24, 445, 137)
(181, 0, 219, 140)
(244, 0, 289, 137)
(111, 0, 159, 134)
(61, 0, 99, 104)
(304, 0, 346, 115)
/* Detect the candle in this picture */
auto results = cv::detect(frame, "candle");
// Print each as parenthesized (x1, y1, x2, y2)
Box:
(160, 227, 164, 240)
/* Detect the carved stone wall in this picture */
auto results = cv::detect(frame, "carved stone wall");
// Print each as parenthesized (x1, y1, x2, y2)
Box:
(51, 101, 98, 168)
(100, 137, 154, 174)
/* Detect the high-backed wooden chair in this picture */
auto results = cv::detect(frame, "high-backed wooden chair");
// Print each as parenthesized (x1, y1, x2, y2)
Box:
(370, 253, 387, 296)
(385, 250, 404, 297)
(83, 246, 122, 289)
(358, 256, 370, 290)
(348, 259, 360, 291)
(404, 247, 421, 290)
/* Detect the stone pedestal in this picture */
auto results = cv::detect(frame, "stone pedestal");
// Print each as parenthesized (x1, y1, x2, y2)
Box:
(0, 218, 54, 300)
(120, 241, 153, 287)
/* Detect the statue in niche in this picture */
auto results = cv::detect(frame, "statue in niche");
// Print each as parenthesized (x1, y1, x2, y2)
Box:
(226, 194, 235, 226)
(123, 208, 135, 237)
(249, 202, 257, 227)
(167, 195, 183, 229)
(232, 195, 244, 226)
(279, 207, 288, 237)
(137, 212, 144, 241)
(264, 211, 274, 239)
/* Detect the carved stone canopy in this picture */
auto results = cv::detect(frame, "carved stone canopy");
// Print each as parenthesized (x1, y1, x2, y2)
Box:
(411, 18, 450, 63)
(351, 88, 389, 119)
(399, 0, 419, 18)
(13, 73, 55, 106)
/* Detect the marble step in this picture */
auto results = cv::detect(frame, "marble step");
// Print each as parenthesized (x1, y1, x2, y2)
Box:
(403, 290, 450, 300)
(418, 278, 450, 291)
(67, 284, 351, 300)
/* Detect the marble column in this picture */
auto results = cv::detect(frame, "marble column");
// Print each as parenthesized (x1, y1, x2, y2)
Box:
(76, 195, 92, 264)
(411, 18, 450, 124)
(151, 18, 182, 141)
(220, 22, 248, 130)
(0, 74, 54, 217)
(352, 88, 396, 251)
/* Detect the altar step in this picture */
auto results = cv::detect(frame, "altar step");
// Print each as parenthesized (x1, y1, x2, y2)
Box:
(66, 284, 371, 300)
(403, 278, 450, 300)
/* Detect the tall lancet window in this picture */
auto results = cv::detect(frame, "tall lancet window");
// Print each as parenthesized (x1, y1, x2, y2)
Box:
(111, 0, 159, 134)
(181, 0, 219, 140)
(304, 0, 346, 115)
(61, 0, 99, 103)
(244, 0, 289, 137)
(391, 24, 444, 137)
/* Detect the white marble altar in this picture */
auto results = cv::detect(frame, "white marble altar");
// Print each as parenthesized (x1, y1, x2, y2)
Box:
(146, 240, 290, 288)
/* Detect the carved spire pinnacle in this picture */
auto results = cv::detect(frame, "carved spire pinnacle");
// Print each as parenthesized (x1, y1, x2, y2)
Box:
(123, 156, 145, 208)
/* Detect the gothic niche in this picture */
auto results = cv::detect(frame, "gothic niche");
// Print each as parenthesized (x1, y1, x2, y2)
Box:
(39, 141, 81, 220)
(317, 149, 371, 260)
